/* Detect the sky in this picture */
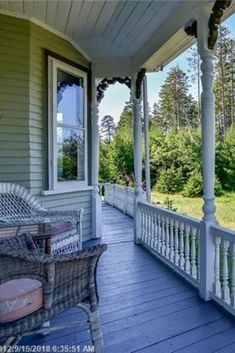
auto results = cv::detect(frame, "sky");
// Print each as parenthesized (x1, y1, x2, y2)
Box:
(99, 14, 235, 124)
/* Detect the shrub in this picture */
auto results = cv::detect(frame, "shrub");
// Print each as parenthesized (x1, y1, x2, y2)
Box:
(216, 128, 235, 190)
(156, 167, 184, 193)
(182, 173, 203, 197)
(182, 172, 224, 197)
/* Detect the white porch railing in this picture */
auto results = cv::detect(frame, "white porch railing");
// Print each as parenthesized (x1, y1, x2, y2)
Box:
(210, 225, 235, 316)
(104, 183, 136, 217)
(137, 200, 200, 287)
(103, 183, 235, 318)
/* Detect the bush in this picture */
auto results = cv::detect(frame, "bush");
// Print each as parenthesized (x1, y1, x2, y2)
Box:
(182, 173, 203, 197)
(216, 128, 235, 190)
(156, 167, 184, 193)
(215, 179, 225, 196)
(182, 172, 224, 197)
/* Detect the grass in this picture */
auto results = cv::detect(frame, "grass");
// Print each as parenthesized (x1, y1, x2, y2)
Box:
(151, 191, 235, 231)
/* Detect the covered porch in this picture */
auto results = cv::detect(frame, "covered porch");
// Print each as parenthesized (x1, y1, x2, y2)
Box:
(21, 203, 235, 353)
(1, 0, 235, 351)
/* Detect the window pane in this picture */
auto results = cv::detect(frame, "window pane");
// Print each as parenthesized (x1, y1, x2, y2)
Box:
(57, 128, 84, 182)
(57, 69, 84, 127)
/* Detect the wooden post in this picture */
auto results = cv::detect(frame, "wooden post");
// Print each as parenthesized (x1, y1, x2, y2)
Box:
(143, 75, 151, 203)
(91, 76, 102, 238)
(132, 74, 144, 243)
(197, 6, 217, 301)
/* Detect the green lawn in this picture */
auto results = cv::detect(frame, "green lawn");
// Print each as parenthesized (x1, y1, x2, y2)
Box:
(151, 191, 235, 231)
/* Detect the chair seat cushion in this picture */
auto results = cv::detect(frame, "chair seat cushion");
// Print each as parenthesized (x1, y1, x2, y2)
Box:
(0, 278, 43, 323)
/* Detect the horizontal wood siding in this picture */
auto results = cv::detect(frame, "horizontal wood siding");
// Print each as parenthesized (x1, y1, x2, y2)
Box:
(29, 22, 90, 195)
(0, 14, 30, 188)
(0, 14, 92, 239)
(39, 190, 92, 241)
(28, 23, 92, 239)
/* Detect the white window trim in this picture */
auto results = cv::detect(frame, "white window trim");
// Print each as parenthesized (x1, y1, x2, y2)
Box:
(48, 56, 88, 192)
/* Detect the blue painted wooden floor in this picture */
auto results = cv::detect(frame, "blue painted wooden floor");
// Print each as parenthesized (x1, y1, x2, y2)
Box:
(22, 204, 235, 352)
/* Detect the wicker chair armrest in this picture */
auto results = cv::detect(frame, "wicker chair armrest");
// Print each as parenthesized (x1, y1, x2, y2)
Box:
(52, 244, 107, 263)
(37, 209, 83, 226)
(0, 247, 46, 263)
(0, 244, 106, 264)
(0, 249, 46, 285)
(0, 244, 107, 310)
(51, 244, 107, 308)
(0, 216, 48, 227)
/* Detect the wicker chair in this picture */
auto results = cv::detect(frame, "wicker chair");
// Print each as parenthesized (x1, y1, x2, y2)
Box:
(0, 183, 83, 254)
(0, 234, 107, 352)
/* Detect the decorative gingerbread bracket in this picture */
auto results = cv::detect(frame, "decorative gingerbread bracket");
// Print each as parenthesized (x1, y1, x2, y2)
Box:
(135, 68, 146, 99)
(208, 0, 232, 50)
(184, 20, 197, 38)
(96, 77, 131, 103)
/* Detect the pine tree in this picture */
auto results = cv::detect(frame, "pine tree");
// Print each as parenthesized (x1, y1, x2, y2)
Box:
(158, 66, 198, 130)
(116, 100, 133, 133)
(214, 26, 235, 141)
(186, 44, 201, 123)
(150, 102, 162, 128)
(100, 115, 116, 143)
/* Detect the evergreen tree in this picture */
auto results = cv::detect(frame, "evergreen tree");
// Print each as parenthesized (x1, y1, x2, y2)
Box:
(100, 115, 116, 143)
(158, 66, 198, 130)
(99, 100, 135, 184)
(116, 100, 133, 132)
(186, 44, 201, 123)
(150, 102, 162, 128)
(214, 26, 235, 140)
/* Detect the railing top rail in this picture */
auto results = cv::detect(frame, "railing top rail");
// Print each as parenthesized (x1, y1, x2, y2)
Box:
(104, 183, 135, 191)
(211, 224, 235, 242)
(138, 200, 201, 228)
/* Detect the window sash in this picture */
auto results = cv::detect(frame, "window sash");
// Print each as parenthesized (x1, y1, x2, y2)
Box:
(48, 57, 88, 191)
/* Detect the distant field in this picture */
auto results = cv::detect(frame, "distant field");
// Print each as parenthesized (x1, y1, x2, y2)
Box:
(151, 191, 235, 231)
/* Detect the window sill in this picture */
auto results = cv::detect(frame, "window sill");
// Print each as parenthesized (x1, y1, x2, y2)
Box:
(41, 186, 93, 196)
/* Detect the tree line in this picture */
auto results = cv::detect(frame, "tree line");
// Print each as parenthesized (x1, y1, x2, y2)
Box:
(99, 25, 235, 197)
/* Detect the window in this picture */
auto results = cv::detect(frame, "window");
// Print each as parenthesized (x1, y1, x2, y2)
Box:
(48, 57, 87, 191)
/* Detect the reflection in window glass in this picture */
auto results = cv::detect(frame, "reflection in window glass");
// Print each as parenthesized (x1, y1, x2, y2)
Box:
(57, 69, 84, 127)
(55, 67, 85, 183)
(57, 128, 84, 181)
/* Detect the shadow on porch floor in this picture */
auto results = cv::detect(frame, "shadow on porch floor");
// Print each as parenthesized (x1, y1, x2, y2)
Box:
(21, 203, 235, 353)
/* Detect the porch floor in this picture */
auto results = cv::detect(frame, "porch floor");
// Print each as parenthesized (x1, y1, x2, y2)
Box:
(23, 203, 235, 353)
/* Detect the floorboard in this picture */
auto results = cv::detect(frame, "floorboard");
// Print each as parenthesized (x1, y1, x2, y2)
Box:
(18, 204, 235, 352)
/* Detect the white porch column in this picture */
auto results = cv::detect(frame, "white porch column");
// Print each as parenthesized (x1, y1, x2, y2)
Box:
(132, 75, 144, 243)
(143, 75, 151, 203)
(91, 77, 102, 238)
(198, 7, 217, 300)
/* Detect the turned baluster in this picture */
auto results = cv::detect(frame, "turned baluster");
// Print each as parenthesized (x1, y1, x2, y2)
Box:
(161, 215, 166, 255)
(179, 222, 185, 269)
(221, 239, 230, 303)
(190, 226, 197, 279)
(150, 211, 154, 248)
(147, 210, 150, 245)
(140, 208, 144, 241)
(153, 214, 158, 250)
(144, 209, 147, 243)
(231, 243, 235, 307)
(197, 231, 200, 281)
(174, 220, 179, 266)
(165, 217, 170, 258)
(213, 235, 222, 297)
(157, 213, 162, 253)
(169, 218, 174, 262)
(184, 224, 190, 274)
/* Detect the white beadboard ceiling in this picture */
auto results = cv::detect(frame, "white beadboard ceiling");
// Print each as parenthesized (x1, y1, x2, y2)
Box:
(0, 0, 235, 76)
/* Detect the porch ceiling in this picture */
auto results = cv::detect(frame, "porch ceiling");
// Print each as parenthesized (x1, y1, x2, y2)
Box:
(0, 0, 234, 76)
